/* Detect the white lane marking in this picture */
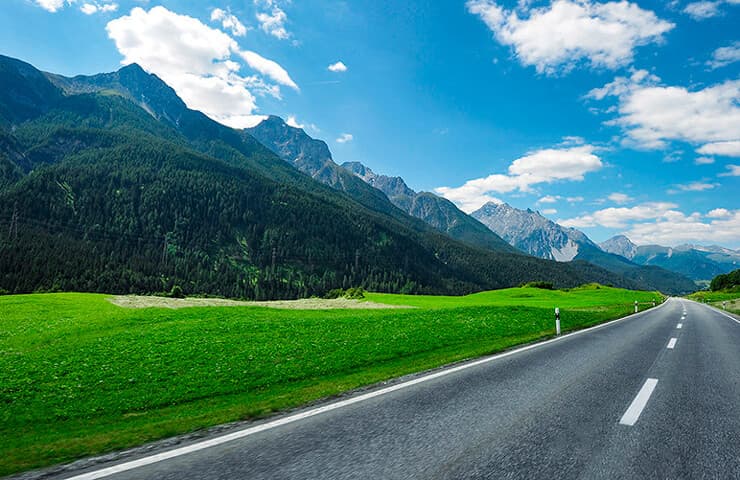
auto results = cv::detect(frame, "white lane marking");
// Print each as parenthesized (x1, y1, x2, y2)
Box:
(62, 300, 671, 480)
(703, 304, 740, 325)
(620, 378, 659, 426)
(667, 338, 677, 349)
(676, 323, 683, 329)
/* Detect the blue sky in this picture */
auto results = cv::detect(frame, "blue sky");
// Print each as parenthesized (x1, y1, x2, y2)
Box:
(1, 0, 739, 247)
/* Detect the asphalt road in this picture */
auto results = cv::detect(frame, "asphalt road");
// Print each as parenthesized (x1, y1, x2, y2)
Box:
(56, 298, 740, 480)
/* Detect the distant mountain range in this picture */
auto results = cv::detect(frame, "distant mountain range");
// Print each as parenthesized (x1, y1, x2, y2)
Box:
(0, 54, 638, 298)
(600, 236, 740, 281)
(246, 117, 515, 254)
(471, 202, 697, 294)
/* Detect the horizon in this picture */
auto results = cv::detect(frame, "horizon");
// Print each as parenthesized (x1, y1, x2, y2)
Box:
(1, 0, 738, 248)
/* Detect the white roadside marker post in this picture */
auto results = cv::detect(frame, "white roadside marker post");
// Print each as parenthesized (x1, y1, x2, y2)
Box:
(634, 301, 638, 313)
(555, 307, 561, 336)
(723, 301, 727, 310)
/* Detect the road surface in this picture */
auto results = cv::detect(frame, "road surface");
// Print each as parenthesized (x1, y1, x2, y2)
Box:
(51, 298, 740, 479)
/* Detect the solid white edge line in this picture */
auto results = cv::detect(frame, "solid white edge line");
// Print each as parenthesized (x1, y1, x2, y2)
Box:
(676, 323, 682, 329)
(619, 378, 659, 426)
(667, 338, 677, 349)
(62, 299, 671, 480)
(691, 300, 740, 325)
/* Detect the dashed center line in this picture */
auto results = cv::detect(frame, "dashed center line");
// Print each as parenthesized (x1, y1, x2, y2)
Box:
(667, 338, 677, 349)
(676, 323, 683, 329)
(620, 378, 659, 426)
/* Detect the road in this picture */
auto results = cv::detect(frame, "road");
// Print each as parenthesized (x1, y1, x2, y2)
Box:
(54, 298, 740, 480)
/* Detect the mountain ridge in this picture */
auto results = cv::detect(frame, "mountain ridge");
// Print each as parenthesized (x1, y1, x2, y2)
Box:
(472, 202, 697, 294)
(600, 235, 740, 281)
(0, 54, 639, 297)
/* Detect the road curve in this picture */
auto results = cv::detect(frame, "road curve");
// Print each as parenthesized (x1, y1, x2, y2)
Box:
(52, 298, 740, 480)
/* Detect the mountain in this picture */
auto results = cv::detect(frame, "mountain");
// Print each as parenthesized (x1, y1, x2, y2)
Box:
(340, 161, 515, 253)
(599, 235, 638, 260)
(472, 202, 697, 294)
(246, 118, 515, 253)
(0, 54, 636, 298)
(601, 236, 740, 281)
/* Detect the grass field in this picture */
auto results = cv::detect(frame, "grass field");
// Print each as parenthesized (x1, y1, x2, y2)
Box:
(0, 286, 660, 475)
(686, 290, 740, 314)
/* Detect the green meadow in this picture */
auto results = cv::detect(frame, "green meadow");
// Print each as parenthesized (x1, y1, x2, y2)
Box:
(687, 290, 740, 314)
(0, 286, 660, 475)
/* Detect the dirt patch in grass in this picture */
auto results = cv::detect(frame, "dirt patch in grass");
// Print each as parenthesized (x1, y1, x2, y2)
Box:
(107, 295, 412, 310)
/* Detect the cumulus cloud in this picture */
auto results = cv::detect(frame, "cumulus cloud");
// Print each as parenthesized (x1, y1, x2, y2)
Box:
(542, 208, 558, 215)
(695, 156, 715, 165)
(466, 0, 673, 74)
(708, 41, 740, 69)
(719, 164, 740, 176)
(561, 203, 740, 247)
(608, 192, 633, 204)
(211, 8, 247, 37)
(588, 72, 740, 152)
(285, 115, 303, 129)
(668, 181, 718, 193)
(560, 202, 679, 228)
(106, 6, 298, 129)
(683, 1, 722, 19)
(336, 133, 354, 143)
(34, 0, 69, 12)
(624, 209, 740, 247)
(696, 141, 740, 157)
(537, 195, 560, 204)
(80, 3, 118, 15)
(436, 144, 603, 213)
(328, 61, 348, 72)
(255, 0, 290, 40)
(707, 208, 732, 218)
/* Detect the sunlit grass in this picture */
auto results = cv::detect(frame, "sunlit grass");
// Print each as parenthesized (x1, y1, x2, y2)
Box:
(0, 286, 660, 475)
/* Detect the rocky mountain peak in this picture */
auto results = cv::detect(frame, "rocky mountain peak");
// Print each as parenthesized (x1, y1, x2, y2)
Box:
(599, 235, 638, 260)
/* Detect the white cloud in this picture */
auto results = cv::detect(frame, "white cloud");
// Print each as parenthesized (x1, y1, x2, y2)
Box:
(542, 208, 558, 215)
(707, 208, 732, 218)
(695, 156, 715, 165)
(696, 141, 740, 157)
(466, 0, 673, 74)
(719, 164, 740, 176)
(106, 6, 298, 129)
(82, 2, 117, 14)
(328, 61, 348, 72)
(683, 1, 722, 19)
(34, 0, 69, 12)
(436, 144, 602, 213)
(567, 196, 584, 203)
(624, 209, 740, 247)
(608, 192, 633, 204)
(255, 0, 290, 40)
(560, 202, 679, 228)
(537, 195, 560, 204)
(670, 181, 718, 193)
(238, 50, 298, 90)
(285, 115, 303, 128)
(708, 41, 740, 69)
(589, 73, 740, 152)
(336, 133, 354, 143)
(562, 203, 740, 247)
(211, 8, 247, 37)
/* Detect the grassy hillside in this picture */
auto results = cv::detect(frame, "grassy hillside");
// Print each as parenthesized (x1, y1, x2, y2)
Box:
(1, 286, 660, 475)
